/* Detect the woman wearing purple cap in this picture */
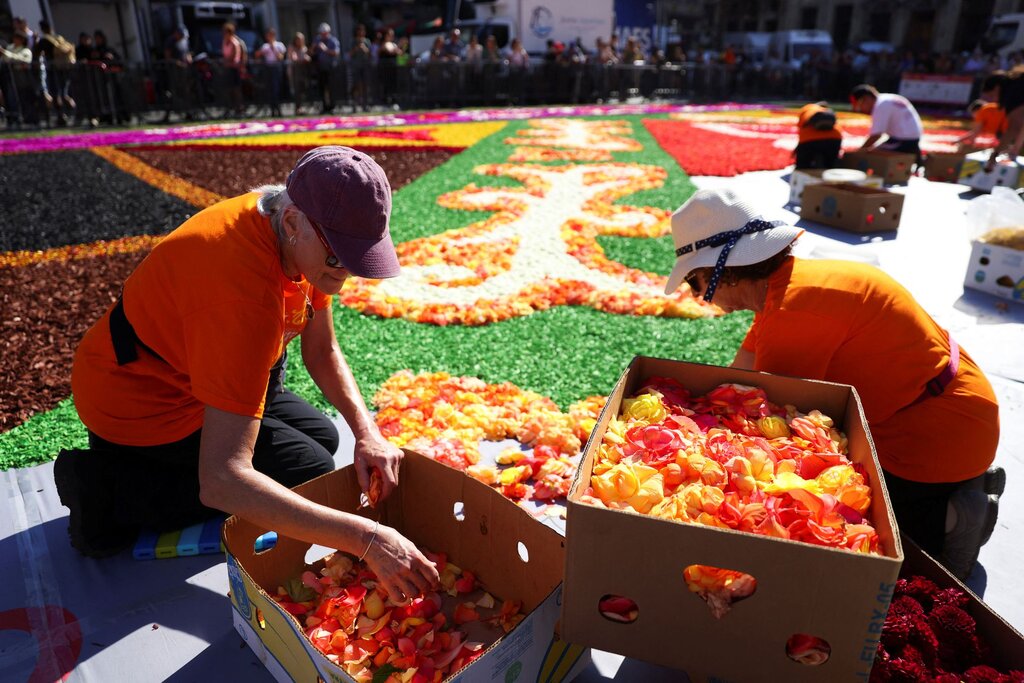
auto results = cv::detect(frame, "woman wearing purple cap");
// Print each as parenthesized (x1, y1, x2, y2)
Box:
(58, 146, 439, 601)
(664, 189, 1003, 581)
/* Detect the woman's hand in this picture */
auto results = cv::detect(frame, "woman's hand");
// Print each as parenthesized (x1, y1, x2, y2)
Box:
(364, 524, 439, 602)
(354, 434, 403, 502)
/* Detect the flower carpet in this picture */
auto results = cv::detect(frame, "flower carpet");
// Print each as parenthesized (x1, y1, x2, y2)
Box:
(0, 104, 969, 485)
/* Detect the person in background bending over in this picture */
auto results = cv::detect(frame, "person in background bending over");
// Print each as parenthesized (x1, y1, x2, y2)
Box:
(664, 188, 1005, 581)
(793, 101, 843, 169)
(849, 83, 923, 162)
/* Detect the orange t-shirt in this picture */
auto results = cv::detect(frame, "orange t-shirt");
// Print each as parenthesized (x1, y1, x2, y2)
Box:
(797, 103, 843, 143)
(741, 258, 998, 483)
(974, 102, 1008, 136)
(72, 193, 330, 447)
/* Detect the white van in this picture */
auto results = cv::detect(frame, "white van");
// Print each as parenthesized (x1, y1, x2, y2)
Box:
(982, 14, 1024, 58)
(770, 30, 833, 68)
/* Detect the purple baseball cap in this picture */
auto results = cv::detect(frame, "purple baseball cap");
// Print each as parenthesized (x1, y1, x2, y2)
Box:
(286, 146, 400, 279)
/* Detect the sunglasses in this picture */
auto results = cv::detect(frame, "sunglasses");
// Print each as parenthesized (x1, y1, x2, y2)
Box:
(305, 216, 345, 269)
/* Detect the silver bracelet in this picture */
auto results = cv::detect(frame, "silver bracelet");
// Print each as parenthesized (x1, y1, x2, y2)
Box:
(358, 519, 379, 562)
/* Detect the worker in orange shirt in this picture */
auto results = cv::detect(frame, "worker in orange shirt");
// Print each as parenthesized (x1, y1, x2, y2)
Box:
(664, 188, 1005, 581)
(954, 99, 1008, 151)
(794, 101, 843, 169)
(57, 147, 439, 602)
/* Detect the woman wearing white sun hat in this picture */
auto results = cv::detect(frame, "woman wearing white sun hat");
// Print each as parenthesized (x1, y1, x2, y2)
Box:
(665, 188, 1004, 580)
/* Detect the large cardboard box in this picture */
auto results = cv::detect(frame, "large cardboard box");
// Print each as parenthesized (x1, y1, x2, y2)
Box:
(787, 169, 884, 206)
(224, 452, 590, 683)
(923, 152, 966, 183)
(958, 151, 1024, 193)
(801, 182, 905, 233)
(841, 149, 916, 184)
(964, 240, 1024, 302)
(562, 357, 903, 683)
(901, 540, 1024, 671)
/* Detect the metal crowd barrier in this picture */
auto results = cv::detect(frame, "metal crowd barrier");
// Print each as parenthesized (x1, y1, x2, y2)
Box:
(0, 59, 969, 130)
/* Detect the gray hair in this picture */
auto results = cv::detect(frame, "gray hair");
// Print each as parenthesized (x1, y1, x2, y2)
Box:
(254, 184, 294, 241)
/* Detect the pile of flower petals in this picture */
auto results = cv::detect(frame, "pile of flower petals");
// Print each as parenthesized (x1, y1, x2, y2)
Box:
(582, 378, 880, 554)
(871, 576, 1024, 682)
(373, 371, 604, 502)
(272, 550, 524, 683)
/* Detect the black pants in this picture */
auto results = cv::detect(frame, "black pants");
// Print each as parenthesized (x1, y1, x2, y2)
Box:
(879, 137, 922, 165)
(882, 471, 959, 557)
(794, 138, 841, 170)
(86, 389, 338, 533)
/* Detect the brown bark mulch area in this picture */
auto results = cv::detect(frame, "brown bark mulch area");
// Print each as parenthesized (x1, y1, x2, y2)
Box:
(1, 148, 455, 432)
(123, 147, 456, 198)
(1, 251, 145, 431)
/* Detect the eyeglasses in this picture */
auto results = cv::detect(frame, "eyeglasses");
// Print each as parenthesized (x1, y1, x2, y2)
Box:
(305, 216, 345, 269)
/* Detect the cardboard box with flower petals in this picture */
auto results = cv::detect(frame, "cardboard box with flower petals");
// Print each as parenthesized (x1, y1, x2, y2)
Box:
(223, 451, 590, 683)
(900, 540, 1024, 674)
(562, 357, 903, 683)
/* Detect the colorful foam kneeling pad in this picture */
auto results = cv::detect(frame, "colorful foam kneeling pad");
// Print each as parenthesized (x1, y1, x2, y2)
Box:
(132, 516, 277, 559)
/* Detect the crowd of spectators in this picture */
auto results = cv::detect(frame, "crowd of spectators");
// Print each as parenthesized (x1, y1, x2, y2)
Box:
(2, 16, 1021, 129)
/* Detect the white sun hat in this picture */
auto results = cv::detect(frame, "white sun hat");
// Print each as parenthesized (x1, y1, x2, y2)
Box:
(664, 188, 803, 296)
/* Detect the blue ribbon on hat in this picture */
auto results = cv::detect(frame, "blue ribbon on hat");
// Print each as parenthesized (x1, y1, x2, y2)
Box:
(675, 218, 785, 302)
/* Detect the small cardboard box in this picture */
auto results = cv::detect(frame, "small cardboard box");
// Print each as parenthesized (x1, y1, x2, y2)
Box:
(958, 151, 1024, 193)
(841, 149, 917, 184)
(923, 152, 967, 183)
(562, 357, 903, 683)
(901, 540, 1024, 671)
(788, 169, 884, 206)
(801, 182, 905, 233)
(964, 240, 1024, 302)
(224, 452, 590, 683)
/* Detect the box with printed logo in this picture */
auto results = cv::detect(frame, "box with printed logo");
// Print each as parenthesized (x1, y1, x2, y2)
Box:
(787, 169, 884, 206)
(801, 182, 905, 233)
(964, 240, 1024, 302)
(958, 151, 1024, 193)
(224, 451, 590, 683)
(841, 150, 917, 184)
(562, 356, 903, 683)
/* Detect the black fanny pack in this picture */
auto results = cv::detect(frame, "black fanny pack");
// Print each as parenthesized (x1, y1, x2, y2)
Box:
(109, 294, 285, 400)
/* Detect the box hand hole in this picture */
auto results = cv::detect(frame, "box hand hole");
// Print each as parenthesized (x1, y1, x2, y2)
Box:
(785, 634, 831, 666)
(517, 541, 529, 563)
(453, 501, 465, 522)
(598, 594, 638, 624)
(683, 564, 757, 619)
(254, 531, 277, 554)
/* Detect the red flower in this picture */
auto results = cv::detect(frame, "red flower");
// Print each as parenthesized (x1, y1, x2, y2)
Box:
(895, 576, 941, 610)
(961, 665, 1007, 683)
(883, 657, 933, 683)
(929, 605, 981, 674)
(933, 587, 971, 610)
(624, 424, 684, 467)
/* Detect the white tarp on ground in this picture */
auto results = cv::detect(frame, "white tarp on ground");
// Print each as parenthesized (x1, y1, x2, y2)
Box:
(1, 170, 1021, 682)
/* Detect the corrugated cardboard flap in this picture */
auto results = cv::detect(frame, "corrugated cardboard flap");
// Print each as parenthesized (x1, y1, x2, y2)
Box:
(224, 451, 564, 616)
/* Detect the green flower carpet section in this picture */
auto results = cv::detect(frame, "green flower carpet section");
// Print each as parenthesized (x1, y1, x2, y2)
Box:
(0, 113, 752, 469)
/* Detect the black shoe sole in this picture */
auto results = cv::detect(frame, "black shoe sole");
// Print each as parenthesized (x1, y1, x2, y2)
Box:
(985, 467, 1006, 498)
